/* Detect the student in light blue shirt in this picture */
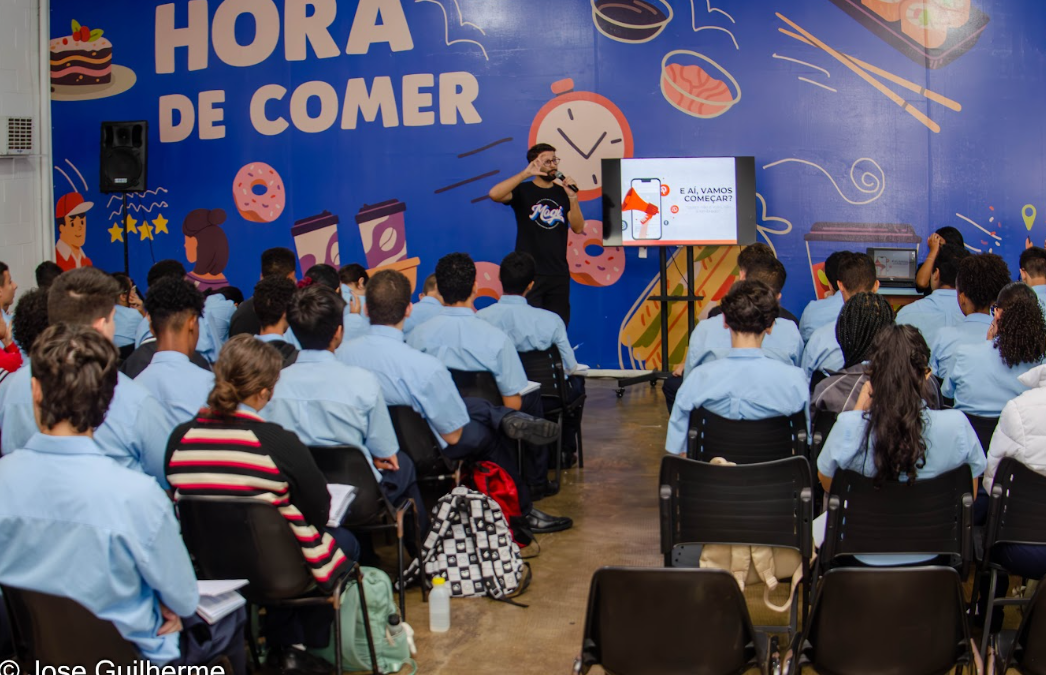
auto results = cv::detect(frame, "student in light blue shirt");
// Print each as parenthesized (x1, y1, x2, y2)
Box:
(0, 323, 245, 668)
(930, 253, 1011, 381)
(133, 278, 215, 427)
(896, 244, 968, 347)
(252, 276, 299, 367)
(667, 280, 809, 456)
(802, 253, 879, 379)
(112, 272, 143, 349)
(338, 262, 368, 308)
(403, 273, 444, 335)
(263, 284, 426, 529)
(0, 268, 173, 488)
(944, 283, 1046, 417)
(1019, 246, 1046, 316)
(799, 250, 848, 342)
(304, 263, 370, 343)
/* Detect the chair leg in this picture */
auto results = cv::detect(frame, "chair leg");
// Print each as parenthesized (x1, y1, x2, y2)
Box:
(355, 566, 380, 675)
(332, 596, 344, 675)
(397, 527, 407, 619)
(244, 601, 261, 670)
(412, 500, 428, 605)
(576, 418, 584, 469)
(979, 570, 999, 663)
(554, 411, 563, 487)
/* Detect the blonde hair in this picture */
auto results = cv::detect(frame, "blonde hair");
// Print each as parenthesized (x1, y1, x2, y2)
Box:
(208, 335, 282, 415)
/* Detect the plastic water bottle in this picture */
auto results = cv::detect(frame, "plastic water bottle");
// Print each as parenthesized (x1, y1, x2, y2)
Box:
(429, 577, 451, 632)
(386, 613, 405, 646)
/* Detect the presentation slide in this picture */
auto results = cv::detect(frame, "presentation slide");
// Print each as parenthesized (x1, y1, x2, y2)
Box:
(618, 157, 738, 246)
(870, 248, 917, 280)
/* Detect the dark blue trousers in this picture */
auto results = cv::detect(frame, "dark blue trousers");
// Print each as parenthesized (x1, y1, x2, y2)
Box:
(170, 607, 247, 675)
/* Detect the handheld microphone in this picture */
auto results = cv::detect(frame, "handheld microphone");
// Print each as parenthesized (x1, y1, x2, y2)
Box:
(555, 171, 580, 193)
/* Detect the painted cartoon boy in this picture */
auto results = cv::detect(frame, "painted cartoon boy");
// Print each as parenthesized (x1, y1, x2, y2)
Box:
(55, 192, 93, 271)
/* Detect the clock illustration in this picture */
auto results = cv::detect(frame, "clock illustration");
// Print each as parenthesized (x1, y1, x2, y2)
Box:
(528, 78, 634, 203)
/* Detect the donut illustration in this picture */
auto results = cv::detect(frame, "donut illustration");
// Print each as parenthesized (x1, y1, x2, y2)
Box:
(568, 219, 625, 287)
(233, 161, 286, 223)
(475, 261, 503, 302)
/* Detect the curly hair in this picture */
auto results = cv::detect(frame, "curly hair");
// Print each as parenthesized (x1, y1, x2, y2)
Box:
(31, 323, 118, 433)
(863, 324, 931, 484)
(956, 253, 1011, 311)
(836, 292, 895, 368)
(434, 253, 476, 305)
(719, 280, 779, 335)
(254, 276, 296, 329)
(994, 282, 1046, 368)
(208, 335, 282, 416)
(12, 287, 49, 354)
(932, 244, 969, 288)
(144, 277, 205, 335)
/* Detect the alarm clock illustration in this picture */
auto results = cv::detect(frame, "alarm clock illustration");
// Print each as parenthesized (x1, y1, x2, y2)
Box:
(528, 78, 634, 203)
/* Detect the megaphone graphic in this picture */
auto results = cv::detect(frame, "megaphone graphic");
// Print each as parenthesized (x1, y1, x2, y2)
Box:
(623, 187, 660, 225)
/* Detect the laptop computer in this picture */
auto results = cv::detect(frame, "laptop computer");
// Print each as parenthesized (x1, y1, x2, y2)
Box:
(868, 247, 920, 295)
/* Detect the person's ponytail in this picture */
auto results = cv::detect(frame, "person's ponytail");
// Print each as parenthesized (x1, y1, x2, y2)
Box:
(206, 335, 282, 417)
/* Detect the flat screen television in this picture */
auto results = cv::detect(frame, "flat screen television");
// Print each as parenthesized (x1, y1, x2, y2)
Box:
(601, 156, 757, 247)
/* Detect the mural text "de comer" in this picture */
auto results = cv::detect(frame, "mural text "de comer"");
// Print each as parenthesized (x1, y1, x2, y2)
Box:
(154, 0, 483, 142)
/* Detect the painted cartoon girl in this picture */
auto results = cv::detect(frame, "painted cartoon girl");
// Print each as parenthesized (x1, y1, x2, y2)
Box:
(183, 208, 230, 292)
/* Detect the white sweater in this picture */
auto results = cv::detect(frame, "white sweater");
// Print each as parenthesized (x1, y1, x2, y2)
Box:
(985, 364, 1046, 491)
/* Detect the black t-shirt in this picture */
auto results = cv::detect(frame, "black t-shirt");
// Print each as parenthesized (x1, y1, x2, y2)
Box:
(507, 181, 573, 276)
(229, 297, 260, 337)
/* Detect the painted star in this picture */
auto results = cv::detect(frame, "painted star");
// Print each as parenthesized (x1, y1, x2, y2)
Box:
(108, 221, 124, 243)
(152, 214, 169, 235)
(139, 222, 153, 241)
(125, 214, 138, 234)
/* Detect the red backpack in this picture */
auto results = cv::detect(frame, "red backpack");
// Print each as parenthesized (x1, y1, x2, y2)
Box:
(469, 461, 533, 547)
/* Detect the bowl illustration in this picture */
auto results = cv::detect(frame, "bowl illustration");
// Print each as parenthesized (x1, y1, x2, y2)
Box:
(592, 0, 673, 44)
(660, 50, 742, 119)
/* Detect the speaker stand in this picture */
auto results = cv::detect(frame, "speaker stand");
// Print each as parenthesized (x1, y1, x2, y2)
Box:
(615, 245, 703, 398)
(121, 193, 130, 274)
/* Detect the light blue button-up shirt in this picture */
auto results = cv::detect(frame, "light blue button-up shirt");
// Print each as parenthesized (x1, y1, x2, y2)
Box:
(943, 341, 1041, 416)
(0, 434, 198, 663)
(407, 307, 529, 397)
(263, 349, 398, 480)
(799, 293, 844, 343)
(1032, 284, 1046, 317)
(683, 317, 804, 378)
(0, 364, 173, 489)
(114, 305, 142, 348)
(133, 351, 215, 427)
(666, 349, 809, 455)
(930, 312, 993, 381)
(338, 325, 470, 448)
(403, 296, 443, 335)
(476, 295, 578, 373)
(343, 310, 370, 342)
(801, 319, 845, 378)
(895, 289, 964, 348)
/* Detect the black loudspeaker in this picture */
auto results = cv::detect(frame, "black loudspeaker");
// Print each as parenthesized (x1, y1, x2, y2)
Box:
(100, 120, 147, 193)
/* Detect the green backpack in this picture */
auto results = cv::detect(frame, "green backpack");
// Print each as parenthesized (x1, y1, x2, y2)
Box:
(313, 566, 415, 673)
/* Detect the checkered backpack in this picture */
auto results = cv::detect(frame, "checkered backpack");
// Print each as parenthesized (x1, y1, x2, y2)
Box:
(406, 486, 531, 604)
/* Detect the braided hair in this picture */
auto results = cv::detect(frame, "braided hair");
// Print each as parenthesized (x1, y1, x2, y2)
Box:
(994, 282, 1046, 368)
(836, 292, 895, 369)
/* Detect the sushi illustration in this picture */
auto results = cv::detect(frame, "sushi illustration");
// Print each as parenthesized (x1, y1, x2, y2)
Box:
(901, 0, 948, 49)
(930, 0, 971, 27)
(862, 0, 905, 22)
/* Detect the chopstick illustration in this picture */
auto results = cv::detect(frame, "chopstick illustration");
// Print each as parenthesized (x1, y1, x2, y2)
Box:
(777, 12, 961, 133)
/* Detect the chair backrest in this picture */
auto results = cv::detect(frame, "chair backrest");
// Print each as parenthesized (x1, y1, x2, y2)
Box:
(822, 466, 973, 571)
(307, 444, 388, 528)
(659, 455, 813, 561)
(687, 407, 807, 464)
(1006, 575, 1046, 673)
(387, 405, 452, 478)
(799, 567, 971, 675)
(984, 457, 1046, 550)
(809, 409, 838, 466)
(177, 495, 320, 602)
(1, 585, 140, 666)
(577, 567, 759, 675)
(963, 413, 999, 456)
(517, 348, 566, 403)
(448, 369, 502, 406)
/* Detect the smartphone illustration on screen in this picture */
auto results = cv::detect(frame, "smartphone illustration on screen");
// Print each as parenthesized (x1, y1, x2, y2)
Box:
(629, 178, 663, 241)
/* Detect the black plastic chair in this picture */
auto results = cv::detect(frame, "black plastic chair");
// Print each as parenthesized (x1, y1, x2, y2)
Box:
(308, 444, 424, 617)
(964, 412, 1000, 456)
(176, 495, 377, 674)
(518, 347, 587, 484)
(992, 575, 1046, 675)
(686, 407, 808, 464)
(969, 457, 1046, 661)
(793, 567, 974, 675)
(808, 409, 838, 514)
(1, 585, 140, 668)
(573, 567, 769, 675)
(820, 466, 974, 578)
(659, 454, 814, 641)
(387, 405, 460, 488)
(448, 369, 502, 406)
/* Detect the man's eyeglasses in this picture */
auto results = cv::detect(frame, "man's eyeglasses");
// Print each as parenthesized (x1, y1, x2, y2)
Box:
(540, 157, 561, 166)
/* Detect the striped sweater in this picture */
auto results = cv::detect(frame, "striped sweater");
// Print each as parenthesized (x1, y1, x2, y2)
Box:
(165, 408, 349, 591)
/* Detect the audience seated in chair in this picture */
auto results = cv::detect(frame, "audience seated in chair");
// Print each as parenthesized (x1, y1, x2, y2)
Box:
(133, 278, 214, 427)
(304, 263, 369, 343)
(945, 282, 1046, 416)
(913, 225, 965, 293)
(338, 263, 368, 310)
(802, 252, 880, 379)
(263, 284, 428, 534)
(478, 251, 587, 468)
(0, 324, 246, 671)
(1019, 245, 1046, 314)
(403, 273, 443, 335)
(665, 279, 809, 456)
(817, 324, 985, 565)
(111, 272, 144, 350)
(339, 269, 571, 533)
(252, 276, 299, 367)
(0, 268, 173, 487)
(930, 252, 1011, 381)
(166, 335, 354, 674)
(408, 252, 559, 498)
(3, 288, 49, 382)
(896, 244, 969, 347)
(799, 250, 848, 343)
(229, 247, 298, 338)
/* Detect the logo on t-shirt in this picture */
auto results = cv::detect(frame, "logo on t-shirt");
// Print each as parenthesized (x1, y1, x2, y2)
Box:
(529, 199, 565, 229)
